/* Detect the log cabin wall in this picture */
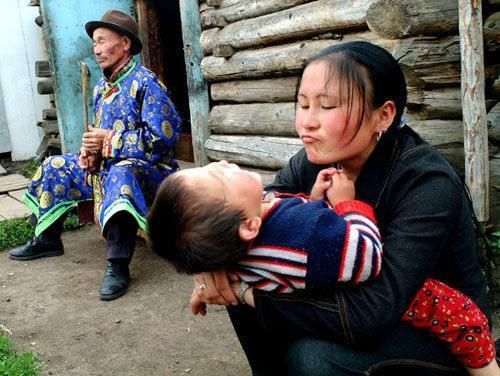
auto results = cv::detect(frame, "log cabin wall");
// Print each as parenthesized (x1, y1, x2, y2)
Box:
(196, 0, 500, 215)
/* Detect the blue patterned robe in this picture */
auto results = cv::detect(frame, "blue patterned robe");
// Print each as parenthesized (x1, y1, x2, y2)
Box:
(24, 59, 182, 236)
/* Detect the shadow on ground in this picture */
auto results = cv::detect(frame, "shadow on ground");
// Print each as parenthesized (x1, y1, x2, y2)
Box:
(0, 225, 250, 375)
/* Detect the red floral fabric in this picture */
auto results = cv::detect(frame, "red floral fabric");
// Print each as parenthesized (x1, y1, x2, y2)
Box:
(403, 278, 495, 368)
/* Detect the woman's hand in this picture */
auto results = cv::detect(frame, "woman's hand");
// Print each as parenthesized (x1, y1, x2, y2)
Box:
(82, 126, 112, 153)
(326, 171, 355, 205)
(229, 280, 255, 308)
(189, 270, 239, 314)
(310, 167, 338, 201)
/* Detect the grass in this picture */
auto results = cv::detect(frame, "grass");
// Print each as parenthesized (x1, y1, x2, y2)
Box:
(0, 334, 39, 375)
(0, 213, 82, 252)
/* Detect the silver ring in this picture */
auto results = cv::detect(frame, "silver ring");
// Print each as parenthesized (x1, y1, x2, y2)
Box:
(199, 283, 207, 290)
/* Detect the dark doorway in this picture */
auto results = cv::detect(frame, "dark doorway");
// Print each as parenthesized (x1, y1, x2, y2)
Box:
(146, 0, 193, 162)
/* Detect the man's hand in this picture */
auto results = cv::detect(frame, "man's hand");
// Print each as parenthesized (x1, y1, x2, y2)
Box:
(82, 126, 112, 153)
(310, 167, 338, 201)
(189, 270, 238, 315)
(78, 147, 99, 171)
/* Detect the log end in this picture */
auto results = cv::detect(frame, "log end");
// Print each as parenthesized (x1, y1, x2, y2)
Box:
(366, 0, 410, 39)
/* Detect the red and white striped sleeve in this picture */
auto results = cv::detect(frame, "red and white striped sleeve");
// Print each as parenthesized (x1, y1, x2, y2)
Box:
(333, 200, 383, 283)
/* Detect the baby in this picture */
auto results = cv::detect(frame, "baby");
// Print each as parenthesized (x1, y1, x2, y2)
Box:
(148, 160, 498, 375)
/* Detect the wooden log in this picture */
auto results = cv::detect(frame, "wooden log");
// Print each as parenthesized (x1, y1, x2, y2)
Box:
(406, 87, 462, 119)
(207, 0, 223, 6)
(213, 44, 234, 57)
(205, 135, 303, 169)
(35, 60, 51, 77)
(206, 0, 374, 52)
(487, 102, 500, 142)
(484, 11, 500, 57)
(209, 103, 296, 136)
(366, 0, 458, 39)
(493, 76, 500, 98)
(36, 120, 59, 135)
(180, 0, 210, 166)
(42, 108, 57, 120)
(459, 0, 489, 221)
(394, 36, 461, 88)
(201, 31, 397, 81)
(204, 133, 468, 171)
(403, 119, 464, 146)
(491, 155, 500, 207)
(200, 28, 219, 55)
(208, 101, 464, 146)
(211, 76, 298, 103)
(200, 0, 312, 28)
(37, 79, 53, 95)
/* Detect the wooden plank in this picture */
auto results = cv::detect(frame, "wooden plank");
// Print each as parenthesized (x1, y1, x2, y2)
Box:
(204, 0, 374, 53)
(42, 108, 57, 120)
(0, 174, 29, 194)
(36, 120, 59, 135)
(0, 195, 31, 219)
(200, 0, 312, 28)
(180, 0, 210, 166)
(8, 189, 27, 202)
(37, 79, 54, 95)
(35, 60, 51, 77)
(366, 0, 458, 39)
(459, 0, 489, 221)
(205, 135, 303, 169)
(0, 164, 6, 176)
(211, 76, 298, 103)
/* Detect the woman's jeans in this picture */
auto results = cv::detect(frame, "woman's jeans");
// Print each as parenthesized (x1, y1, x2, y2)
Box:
(227, 305, 466, 376)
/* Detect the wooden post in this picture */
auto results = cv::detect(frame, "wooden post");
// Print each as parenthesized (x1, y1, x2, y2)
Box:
(179, 0, 210, 166)
(458, 0, 489, 222)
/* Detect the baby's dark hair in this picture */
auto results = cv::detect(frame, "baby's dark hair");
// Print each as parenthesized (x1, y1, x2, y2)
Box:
(147, 172, 249, 274)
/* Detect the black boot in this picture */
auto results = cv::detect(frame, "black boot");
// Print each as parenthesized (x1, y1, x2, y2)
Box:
(9, 236, 64, 261)
(9, 217, 65, 261)
(99, 261, 130, 300)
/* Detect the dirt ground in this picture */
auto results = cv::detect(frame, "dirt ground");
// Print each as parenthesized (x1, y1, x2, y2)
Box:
(2, 224, 500, 376)
(0, 224, 250, 375)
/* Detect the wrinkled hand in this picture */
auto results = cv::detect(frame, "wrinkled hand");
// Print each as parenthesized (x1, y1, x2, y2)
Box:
(78, 147, 99, 171)
(82, 126, 111, 153)
(189, 270, 238, 315)
(326, 171, 355, 206)
(310, 167, 338, 201)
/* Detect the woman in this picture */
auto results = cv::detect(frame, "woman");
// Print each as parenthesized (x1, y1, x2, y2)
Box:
(192, 41, 490, 375)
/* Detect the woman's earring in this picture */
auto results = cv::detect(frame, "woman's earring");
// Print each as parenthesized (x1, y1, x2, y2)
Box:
(377, 129, 387, 142)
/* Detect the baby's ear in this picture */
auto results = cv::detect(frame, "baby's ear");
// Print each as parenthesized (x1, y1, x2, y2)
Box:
(238, 217, 262, 242)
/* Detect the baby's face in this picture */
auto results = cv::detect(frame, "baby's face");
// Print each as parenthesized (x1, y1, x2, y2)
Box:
(177, 161, 264, 218)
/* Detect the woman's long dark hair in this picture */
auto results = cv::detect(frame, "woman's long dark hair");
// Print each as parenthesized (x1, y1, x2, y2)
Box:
(296, 40, 408, 138)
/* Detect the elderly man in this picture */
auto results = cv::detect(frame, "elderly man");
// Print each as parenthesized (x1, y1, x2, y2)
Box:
(10, 10, 182, 300)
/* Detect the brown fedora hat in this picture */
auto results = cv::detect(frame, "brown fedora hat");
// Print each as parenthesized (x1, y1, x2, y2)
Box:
(85, 9, 142, 55)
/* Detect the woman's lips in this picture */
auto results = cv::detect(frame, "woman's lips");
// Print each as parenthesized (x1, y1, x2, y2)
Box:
(301, 135, 317, 143)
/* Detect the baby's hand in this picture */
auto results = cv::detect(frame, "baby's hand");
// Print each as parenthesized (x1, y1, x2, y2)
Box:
(326, 171, 355, 205)
(310, 168, 338, 201)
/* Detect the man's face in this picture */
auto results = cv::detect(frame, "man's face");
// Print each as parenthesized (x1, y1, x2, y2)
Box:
(92, 27, 130, 72)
